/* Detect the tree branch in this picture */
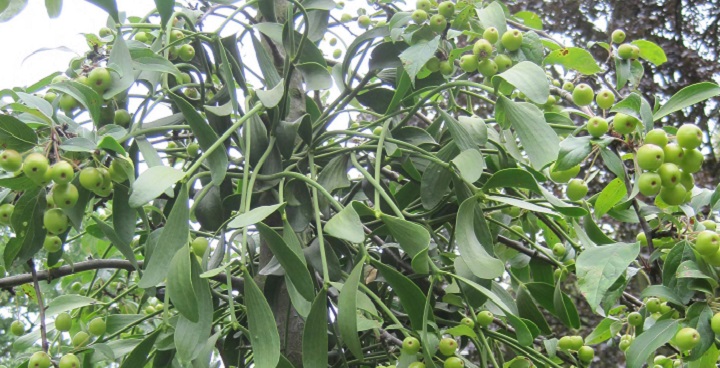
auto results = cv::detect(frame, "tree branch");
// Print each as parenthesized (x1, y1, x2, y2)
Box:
(28, 259, 49, 352)
(0, 259, 244, 291)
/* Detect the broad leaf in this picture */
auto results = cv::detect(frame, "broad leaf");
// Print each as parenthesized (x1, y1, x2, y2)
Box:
(576, 242, 640, 311)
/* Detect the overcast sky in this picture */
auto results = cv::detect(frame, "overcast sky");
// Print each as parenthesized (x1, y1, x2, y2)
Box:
(0, 1, 155, 90)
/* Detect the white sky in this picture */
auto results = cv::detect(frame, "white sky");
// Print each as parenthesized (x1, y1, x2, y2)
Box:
(0, 1, 155, 90)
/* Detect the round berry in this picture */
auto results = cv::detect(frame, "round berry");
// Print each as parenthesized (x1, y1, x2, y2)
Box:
(476, 310, 494, 327)
(638, 172, 662, 197)
(676, 124, 703, 149)
(402, 336, 421, 354)
(438, 337, 458, 356)
(501, 30, 523, 51)
(0, 149, 22, 172)
(572, 84, 594, 106)
(695, 230, 720, 257)
(587, 117, 609, 137)
(566, 179, 588, 201)
(483, 27, 499, 44)
(628, 312, 643, 326)
(43, 235, 63, 253)
(611, 30, 626, 44)
(613, 113, 638, 135)
(674, 327, 700, 351)
(595, 89, 616, 110)
(637, 144, 665, 171)
(10, 320, 24, 336)
(88, 317, 106, 336)
(44, 208, 69, 235)
(55, 312, 72, 332)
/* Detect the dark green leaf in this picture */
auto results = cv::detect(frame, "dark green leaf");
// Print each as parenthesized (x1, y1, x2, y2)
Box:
(653, 82, 720, 121)
(576, 242, 640, 310)
(138, 184, 189, 288)
(243, 269, 281, 368)
(553, 281, 580, 329)
(166, 246, 199, 322)
(371, 259, 429, 331)
(175, 257, 212, 362)
(381, 215, 431, 274)
(625, 319, 679, 368)
(153, 0, 173, 26)
(496, 96, 559, 169)
(4, 188, 46, 266)
(456, 198, 504, 279)
(120, 330, 161, 368)
(556, 136, 593, 171)
(302, 289, 328, 368)
(51, 80, 103, 126)
(85, 0, 119, 22)
(228, 203, 285, 229)
(0, 114, 38, 152)
(91, 215, 139, 270)
(256, 223, 315, 301)
(324, 205, 365, 243)
(399, 35, 441, 81)
(338, 260, 364, 359)
(169, 93, 228, 185)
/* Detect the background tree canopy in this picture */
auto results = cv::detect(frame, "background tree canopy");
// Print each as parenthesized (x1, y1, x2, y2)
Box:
(0, 0, 719, 368)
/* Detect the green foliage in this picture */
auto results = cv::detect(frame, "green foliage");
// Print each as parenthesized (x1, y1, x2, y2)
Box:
(0, 0, 719, 367)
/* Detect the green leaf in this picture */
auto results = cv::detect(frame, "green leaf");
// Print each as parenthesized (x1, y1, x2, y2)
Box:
(138, 184, 189, 288)
(689, 344, 720, 368)
(631, 39, 667, 66)
(639, 285, 684, 306)
(685, 303, 714, 360)
(556, 136, 592, 171)
(153, 0, 173, 26)
(381, 214, 431, 274)
(228, 203, 285, 228)
(91, 215, 139, 270)
(454, 275, 533, 346)
(120, 330, 161, 368)
(59, 137, 96, 152)
(455, 198, 504, 279)
(553, 281, 580, 329)
(576, 242, 640, 311)
(492, 61, 550, 104)
(370, 259, 430, 331)
(438, 109, 479, 152)
(0, 114, 38, 152)
(615, 57, 631, 90)
(129, 48, 183, 78)
(97, 135, 126, 156)
(610, 92, 642, 120)
(594, 178, 627, 217)
(166, 246, 199, 322)
(487, 195, 556, 216)
(514, 11, 542, 30)
(477, 1, 507, 36)
(0, 0, 27, 22)
(399, 35, 441, 81)
(420, 142, 456, 209)
(451, 149, 484, 183)
(44, 0, 61, 18)
(175, 257, 212, 362)
(85, 0, 119, 23)
(256, 78, 285, 108)
(653, 82, 720, 121)
(104, 34, 134, 100)
(325, 205, 365, 243)
(51, 80, 103, 126)
(169, 93, 228, 185)
(4, 187, 46, 266)
(243, 269, 281, 368)
(544, 47, 601, 75)
(256, 223, 315, 301)
(483, 168, 541, 193)
(338, 260, 364, 359)
(45, 295, 100, 316)
(128, 166, 184, 208)
(496, 96, 559, 169)
(585, 317, 623, 345)
(302, 289, 328, 368)
(516, 285, 551, 334)
(626, 319, 679, 368)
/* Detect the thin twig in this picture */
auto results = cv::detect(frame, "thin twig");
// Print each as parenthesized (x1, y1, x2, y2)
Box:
(28, 259, 49, 352)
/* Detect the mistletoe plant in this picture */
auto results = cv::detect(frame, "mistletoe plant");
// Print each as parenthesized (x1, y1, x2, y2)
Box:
(0, 0, 719, 367)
